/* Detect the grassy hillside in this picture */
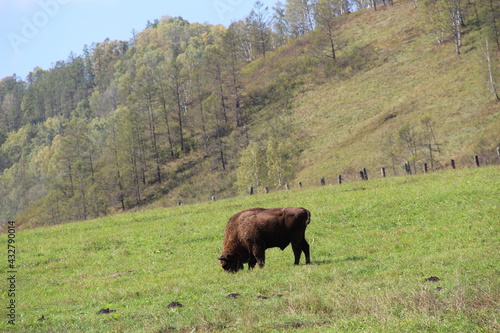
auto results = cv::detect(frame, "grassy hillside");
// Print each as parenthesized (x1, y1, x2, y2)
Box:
(2, 166, 498, 332)
(243, 2, 499, 187)
(161, 1, 500, 205)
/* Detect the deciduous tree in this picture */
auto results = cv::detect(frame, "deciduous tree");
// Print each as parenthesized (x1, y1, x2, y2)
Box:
(246, 1, 272, 58)
(285, 0, 316, 37)
(398, 123, 421, 174)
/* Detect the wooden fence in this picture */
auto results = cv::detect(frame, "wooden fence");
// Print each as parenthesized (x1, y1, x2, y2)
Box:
(242, 148, 500, 197)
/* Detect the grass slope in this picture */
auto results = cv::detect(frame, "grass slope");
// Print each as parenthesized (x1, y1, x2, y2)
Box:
(2, 166, 499, 332)
(138, 2, 499, 209)
(274, 2, 499, 185)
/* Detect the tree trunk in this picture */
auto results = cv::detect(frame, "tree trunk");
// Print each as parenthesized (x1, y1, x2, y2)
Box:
(484, 37, 500, 101)
(489, 0, 500, 50)
(451, 0, 462, 54)
(146, 93, 162, 183)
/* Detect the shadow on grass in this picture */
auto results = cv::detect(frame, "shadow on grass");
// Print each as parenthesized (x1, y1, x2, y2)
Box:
(310, 255, 369, 265)
(343, 255, 368, 262)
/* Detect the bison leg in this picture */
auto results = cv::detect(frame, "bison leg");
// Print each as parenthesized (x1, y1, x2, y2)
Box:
(292, 236, 311, 265)
(256, 256, 265, 268)
(251, 246, 266, 268)
(302, 238, 311, 264)
(291, 241, 302, 265)
(248, 255, 257, 269)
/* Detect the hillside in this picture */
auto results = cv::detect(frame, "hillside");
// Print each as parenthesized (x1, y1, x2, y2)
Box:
(241, 1, 499, 186)
(291, 2, 500, 184)
(161, 1, 500, 200)
(0, 0, 499, 228)
(2, 167, 499, 331)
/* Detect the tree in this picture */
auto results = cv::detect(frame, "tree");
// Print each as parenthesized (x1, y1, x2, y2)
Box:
(89, 39, 129, 92)
(115, 106, 147, 206)
(189, 65, 209, 149)
(48, 119, 97, 221)
(486, 0, 500, 50)
(0, 76, 25, 133)
(420, 115, 441, 171)
(22, 68, 49, 124)
(228, 21, 254, 61)
(246, 1, 272, 58)
(266, 117, 300, 188)
(265, 133, 299, 188)
(0, 124, 36, 170)
(422, 0, 465, 53)
(398, 123, 421, 174)
(236, 117, 300, 191)
(382, 132, 402, 176)
(475, 0, 500, 50)
(166, 55, 188, 155)
(314, 0, 346, 62)
(204, 45, 229, 125)
(0, 153, 38, 223)
(157, 59, 178, 159)
(135, 52, 163, 184)
(203, 93, 228, 171)
(423, 0, 448, 45)
(483, 37, 500, 101)
(222, 25, 246, 127)
(272, 1, 291, 47)
(236, 142, 267, 191)
(448, 0, 463, 54)
(94, 113, 126, 212)
(285, 0, 316, 37)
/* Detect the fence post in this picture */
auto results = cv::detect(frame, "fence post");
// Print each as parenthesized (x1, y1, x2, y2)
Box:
(381, 167, 386, 178)
(474, 155, 480, 167)
(249, 187, 254, 195)
(423, 163, 428, 173)
(338, 175, 342, 185)
(264, 187, 269, 194)
(451, 159, 456, 169)
(363, 168, 368, 180)
(404, 161, 412, 175)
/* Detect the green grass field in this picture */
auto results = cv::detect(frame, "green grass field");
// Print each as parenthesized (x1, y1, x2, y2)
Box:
(2, 166, 499, 332)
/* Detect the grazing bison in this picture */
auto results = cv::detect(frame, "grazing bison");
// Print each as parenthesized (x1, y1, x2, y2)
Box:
(218, 207, 311, 272)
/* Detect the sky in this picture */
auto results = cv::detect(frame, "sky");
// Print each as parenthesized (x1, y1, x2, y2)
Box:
(0, 0, 277, 80)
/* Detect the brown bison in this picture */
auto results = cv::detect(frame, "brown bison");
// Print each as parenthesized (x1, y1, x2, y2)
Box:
(217, 207, 311, 272)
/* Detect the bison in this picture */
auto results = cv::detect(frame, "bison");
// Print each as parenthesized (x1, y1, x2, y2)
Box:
(217, 207, 311, 272)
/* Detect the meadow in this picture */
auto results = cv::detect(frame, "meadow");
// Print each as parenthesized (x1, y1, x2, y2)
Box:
(1, 166, 499, 332)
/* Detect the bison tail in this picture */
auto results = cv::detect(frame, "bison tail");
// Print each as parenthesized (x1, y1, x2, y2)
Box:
(303, 208, 311, 225)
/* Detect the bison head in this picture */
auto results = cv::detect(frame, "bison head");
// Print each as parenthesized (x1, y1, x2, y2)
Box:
(217, 255, 244, 273)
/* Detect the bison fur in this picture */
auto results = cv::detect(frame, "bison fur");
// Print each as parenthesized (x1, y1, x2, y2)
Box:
(218, 207, 311, 272)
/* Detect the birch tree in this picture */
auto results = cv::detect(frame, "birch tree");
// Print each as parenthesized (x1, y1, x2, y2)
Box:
(285, 0, 316, 37)
(483, 37, 500, 101)
(449, 0, 463, 54)
(236, 142, 267, 191)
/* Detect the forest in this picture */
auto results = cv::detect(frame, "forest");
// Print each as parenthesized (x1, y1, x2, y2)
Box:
(1, 0, 499, 228)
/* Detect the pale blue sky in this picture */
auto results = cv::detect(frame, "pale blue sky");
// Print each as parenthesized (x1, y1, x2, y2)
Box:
(0, 0, 277, 80)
